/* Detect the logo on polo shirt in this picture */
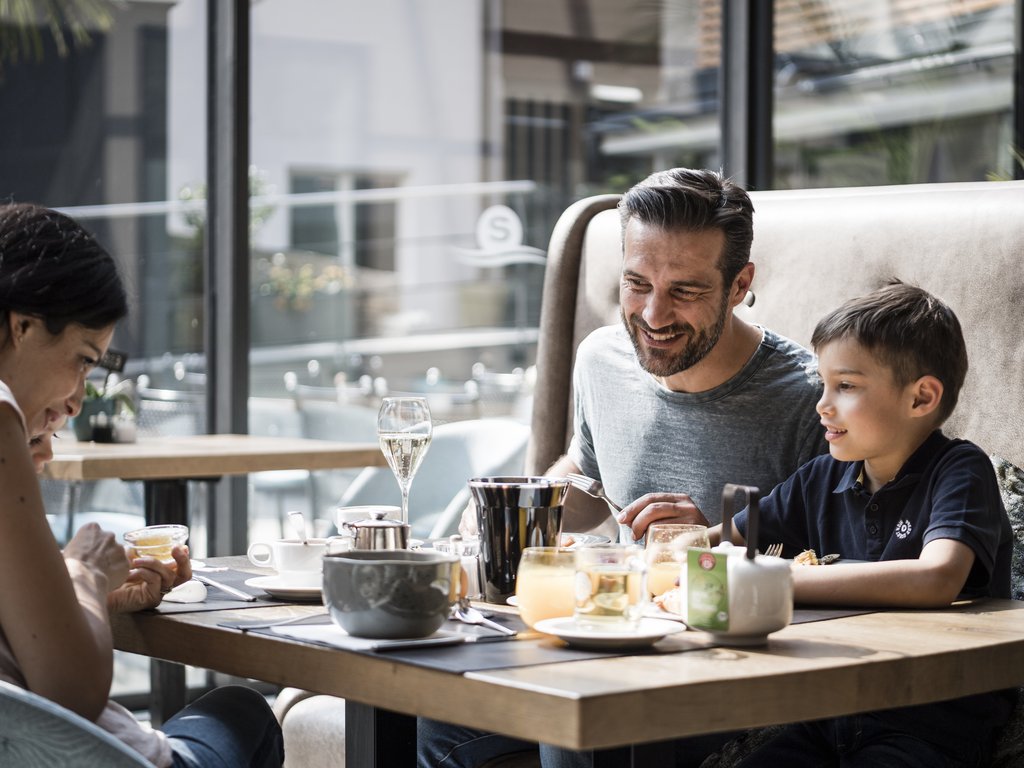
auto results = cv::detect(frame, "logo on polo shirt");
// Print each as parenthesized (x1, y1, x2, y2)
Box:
(895, 520, 913, 539)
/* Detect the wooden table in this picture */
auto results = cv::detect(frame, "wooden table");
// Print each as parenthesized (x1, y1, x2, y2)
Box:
(46, 436, 387, 723)
(45, 433, 386, 526)
(112, 560, 1024, 767)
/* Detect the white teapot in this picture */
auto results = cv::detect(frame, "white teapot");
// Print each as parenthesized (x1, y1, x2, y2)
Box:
(687, 483, 793, 645)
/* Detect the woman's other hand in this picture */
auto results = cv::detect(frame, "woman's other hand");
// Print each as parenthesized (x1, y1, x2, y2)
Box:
(108, 545, 192, 613)
(63, 523, 130, 591)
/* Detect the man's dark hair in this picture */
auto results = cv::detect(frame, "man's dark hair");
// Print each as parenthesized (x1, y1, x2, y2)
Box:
(811, 280, 968, 424)
(0, 203, 128, 336)
(618, 168, 755, 285)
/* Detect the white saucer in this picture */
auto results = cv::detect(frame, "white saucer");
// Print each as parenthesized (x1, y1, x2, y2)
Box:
(245, 575, 322, 601)
(533, 617, 686, 649)
(506, 595, 519, 607)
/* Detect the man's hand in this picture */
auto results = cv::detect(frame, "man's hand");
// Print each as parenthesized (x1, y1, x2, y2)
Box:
(107, 545, 192, 613)
(618, 492, 710, 539)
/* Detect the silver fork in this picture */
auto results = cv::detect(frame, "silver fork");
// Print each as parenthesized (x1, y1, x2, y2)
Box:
(762, 542, 784, 558)
(564, 473, 633, 543)
(565, 473, 622, 513)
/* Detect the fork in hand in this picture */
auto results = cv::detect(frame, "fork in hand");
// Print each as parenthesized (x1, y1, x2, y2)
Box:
(564, 473, 633, 544)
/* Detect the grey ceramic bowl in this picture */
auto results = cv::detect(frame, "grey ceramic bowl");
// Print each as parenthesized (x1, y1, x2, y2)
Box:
(322, 550, 461, 638)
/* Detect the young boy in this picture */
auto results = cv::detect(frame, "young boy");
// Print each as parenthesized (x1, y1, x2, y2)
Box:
(724, 280, 1015, 767)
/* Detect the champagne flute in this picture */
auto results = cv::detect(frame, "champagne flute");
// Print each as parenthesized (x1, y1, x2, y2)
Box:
(376, 396, 433, 526)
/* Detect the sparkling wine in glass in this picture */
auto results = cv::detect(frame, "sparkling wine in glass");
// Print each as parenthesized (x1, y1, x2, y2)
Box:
(376, 396, 433, 525)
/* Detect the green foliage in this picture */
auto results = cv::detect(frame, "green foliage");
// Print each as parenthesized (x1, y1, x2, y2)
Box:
(84, 378, 135, 414)
(0, 0, 121, 74)
(986, 146, 1024, 182)
(177, 165, 277, 240)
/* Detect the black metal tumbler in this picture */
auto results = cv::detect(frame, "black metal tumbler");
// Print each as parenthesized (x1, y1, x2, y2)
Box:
(468, 476, 569, 603)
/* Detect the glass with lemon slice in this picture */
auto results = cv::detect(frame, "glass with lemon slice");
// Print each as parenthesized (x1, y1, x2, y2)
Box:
(573, 544, 647, 631)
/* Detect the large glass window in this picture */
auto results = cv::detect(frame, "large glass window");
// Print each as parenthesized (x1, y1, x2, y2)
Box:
(772, 0, 1016, 187)
(245, 0, 716, 390)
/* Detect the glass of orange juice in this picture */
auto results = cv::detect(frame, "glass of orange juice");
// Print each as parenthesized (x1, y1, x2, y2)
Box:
(515, 547, 576, 629)
(123, 524, 189, 564)
(645, 524, 709, 599)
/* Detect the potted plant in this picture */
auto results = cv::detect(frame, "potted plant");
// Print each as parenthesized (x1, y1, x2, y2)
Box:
(73, 379, 137, 442)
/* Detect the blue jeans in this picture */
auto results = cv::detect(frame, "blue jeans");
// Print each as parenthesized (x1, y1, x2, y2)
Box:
(735, 714, 989, 768)
(163, 685, 284, 768)
(417, 717, 737, 768)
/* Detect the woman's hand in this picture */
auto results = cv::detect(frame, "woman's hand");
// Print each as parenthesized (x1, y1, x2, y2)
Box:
(108, 545, 192, 613)
(62, 523, 130, 591)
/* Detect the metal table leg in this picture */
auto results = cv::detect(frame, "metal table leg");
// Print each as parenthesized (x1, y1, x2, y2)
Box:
(143, 479, 191, 726)
(345, 701, 417, 767)
(593, 740, 677, 767)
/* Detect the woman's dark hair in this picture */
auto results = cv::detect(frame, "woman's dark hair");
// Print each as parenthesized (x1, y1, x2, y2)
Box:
(0, 203, 128, 335)
(618, 168, 755, 286)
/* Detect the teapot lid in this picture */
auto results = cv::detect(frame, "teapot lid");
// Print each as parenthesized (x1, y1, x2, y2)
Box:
(350, 509, 407, 529)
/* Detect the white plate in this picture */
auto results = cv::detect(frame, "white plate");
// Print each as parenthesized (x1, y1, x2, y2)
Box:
(506, 595, 519, 607)
(245, 575, 322, 601)
(533, 617, 686, 650)
(559, 533, 611, 548)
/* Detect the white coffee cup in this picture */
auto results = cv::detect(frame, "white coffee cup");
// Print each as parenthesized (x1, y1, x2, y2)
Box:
(247, 538, 334, 575)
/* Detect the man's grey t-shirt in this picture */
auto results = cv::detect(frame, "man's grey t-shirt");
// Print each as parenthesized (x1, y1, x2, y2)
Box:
(567, 324, 827, 524)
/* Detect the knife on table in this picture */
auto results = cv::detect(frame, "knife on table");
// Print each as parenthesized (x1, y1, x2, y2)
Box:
(194, 574, 258, 602)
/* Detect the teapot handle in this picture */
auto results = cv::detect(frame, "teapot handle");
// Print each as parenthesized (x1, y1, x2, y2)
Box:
(719, 484, 760, 560)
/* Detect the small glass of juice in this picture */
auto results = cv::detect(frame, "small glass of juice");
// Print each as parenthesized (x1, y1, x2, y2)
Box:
(515, 547, 576, 629)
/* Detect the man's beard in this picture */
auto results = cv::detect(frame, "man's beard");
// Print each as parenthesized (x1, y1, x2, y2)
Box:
(622, 292, 730, 377)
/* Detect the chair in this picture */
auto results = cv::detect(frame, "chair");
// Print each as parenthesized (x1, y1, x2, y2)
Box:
(0, 680, 149, 767)
(135, 383, 206, 437)
(288, 380, 381, 525)
(248, 396, 314, 536)
(337, 417, 531, 539)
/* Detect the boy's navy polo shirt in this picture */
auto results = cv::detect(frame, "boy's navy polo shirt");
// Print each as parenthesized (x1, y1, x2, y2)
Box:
(734, 430, 1012, 599)
(734, 430, 1016, 754)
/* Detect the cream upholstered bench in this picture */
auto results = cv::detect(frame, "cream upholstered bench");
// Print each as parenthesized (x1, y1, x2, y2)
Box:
(278, 180, 1024, 767)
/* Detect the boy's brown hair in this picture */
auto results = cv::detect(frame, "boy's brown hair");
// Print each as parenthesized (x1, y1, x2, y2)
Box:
(810, 280, 968, 424)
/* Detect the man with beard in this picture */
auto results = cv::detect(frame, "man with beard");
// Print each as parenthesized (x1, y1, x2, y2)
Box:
(426, 169, 826, 768)
(551, 167, 825, 539)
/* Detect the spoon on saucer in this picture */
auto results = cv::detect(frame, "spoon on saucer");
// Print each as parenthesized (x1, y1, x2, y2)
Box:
(288, 510, 309, 544)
